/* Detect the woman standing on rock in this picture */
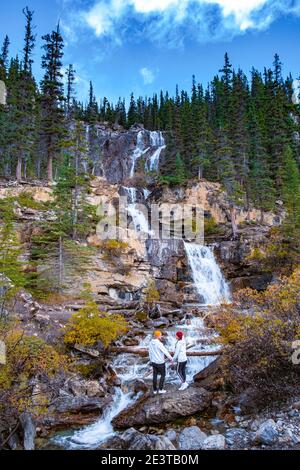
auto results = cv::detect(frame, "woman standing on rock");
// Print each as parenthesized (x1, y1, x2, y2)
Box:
(174, 331, 189, 391)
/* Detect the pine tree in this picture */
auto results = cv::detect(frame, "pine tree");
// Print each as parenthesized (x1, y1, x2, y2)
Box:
(281, 146, 300, 233)
(30, 166, 95, 294)
(65, 64, 76, 118)
(40, 23, 66, 182)
(127, 93, 138, 127)
(86, 81, 98, 123)
(14, 7, 37, 181)
(0, 35, 10, 81)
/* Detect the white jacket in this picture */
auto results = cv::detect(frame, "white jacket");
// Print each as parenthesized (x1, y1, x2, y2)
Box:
(149, 339, 173, 364)
(173, 339, 187, 363)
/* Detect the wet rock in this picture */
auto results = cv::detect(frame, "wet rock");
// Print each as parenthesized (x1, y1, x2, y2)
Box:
(51, 396, 110, 415)
(20, 412, 36, 450)
(254, 419, 279, 445)
(178, 426, 207, 450)
(133, 379, 149, 395)
(123, 338, 140, 346)
(202, 434, 226, 450)
(112, 386, 212, 429)
(152, 317, 170, 328)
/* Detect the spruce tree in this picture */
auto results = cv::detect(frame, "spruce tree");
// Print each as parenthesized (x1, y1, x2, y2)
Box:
(40, 23, 66, 182)
(0, 35, 10, 81)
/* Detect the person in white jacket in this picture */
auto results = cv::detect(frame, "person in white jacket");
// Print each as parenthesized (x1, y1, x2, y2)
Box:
(149, 331, 173, 394)
(173, 331, 189, 391)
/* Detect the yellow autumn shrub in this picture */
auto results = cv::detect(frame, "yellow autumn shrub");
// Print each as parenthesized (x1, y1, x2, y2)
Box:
(64, 300, 127, 348)
(0, 322, 66, 416)
(215, 269, 300, 407)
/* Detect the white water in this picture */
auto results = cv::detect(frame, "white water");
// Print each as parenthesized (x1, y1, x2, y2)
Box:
(147, 131, 166, 172)
(130, 130, 165, 177)
(53, 317, 218, 450)
(52, 196, 231, 450)
(184, 242, 231, 306)
(130, 131, 149, 178)
(123, 186, 152, 235)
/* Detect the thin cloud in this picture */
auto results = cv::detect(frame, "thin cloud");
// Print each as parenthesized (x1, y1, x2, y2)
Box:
(140, 67, 156, 85)
(61, 0, 300, 47)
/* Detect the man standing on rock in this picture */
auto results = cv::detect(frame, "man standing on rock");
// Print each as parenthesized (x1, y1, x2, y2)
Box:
(149, 331, 173, 394)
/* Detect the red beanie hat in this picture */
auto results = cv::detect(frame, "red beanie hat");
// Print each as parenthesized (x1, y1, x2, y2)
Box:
(176, 331, 184, 340)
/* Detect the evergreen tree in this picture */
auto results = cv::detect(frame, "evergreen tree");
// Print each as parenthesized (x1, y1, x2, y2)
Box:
(14, 7, 37, 181)
(40, 23, 66, 182)
(281, 146, 300, 233)
(0, 35, 10, 81)
(65, 64, 76, 118)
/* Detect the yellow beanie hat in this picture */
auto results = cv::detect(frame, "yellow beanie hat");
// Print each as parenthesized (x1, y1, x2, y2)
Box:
(154, 330, 162, 338)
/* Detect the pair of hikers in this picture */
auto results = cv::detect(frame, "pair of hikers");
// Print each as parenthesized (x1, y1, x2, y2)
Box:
(148, 330, 188, 394)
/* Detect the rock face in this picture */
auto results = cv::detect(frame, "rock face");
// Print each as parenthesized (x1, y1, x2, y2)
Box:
(112, 386, 212, 429)
(84, 125, 167, 184)
(178, 426, 207, 450)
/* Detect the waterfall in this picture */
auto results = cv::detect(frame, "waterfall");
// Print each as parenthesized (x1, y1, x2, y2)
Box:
(122, 187, 152, 235)
(147, 131, 166, 172)
(184, 242, 231, 306)
(130, 131, 149, 178)
(130, 130, 166, 177)
(52, 317, 219, 450)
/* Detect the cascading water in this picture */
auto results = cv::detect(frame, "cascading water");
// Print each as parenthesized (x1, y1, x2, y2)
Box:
(52, 184, 231, 450)
(130, 131, 149, 178)
(123, 187, 152, 235)
(130, 130, 166, 177)
(53, 317, 219, 450)
(184, 242, 231, 305)
(147, 131, 166, 172)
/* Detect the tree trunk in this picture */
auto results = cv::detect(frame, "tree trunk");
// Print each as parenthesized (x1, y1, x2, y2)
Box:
(16, 156, 22, 182)
(47, 155, 53, 182)
(58, 236, 63, 290)
(230, 206, 238, 239)
(109, 347, 222, 357)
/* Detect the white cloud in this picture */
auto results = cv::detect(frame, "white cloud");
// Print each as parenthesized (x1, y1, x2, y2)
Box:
(62, 0, 300, 47)
(140, 67, 156, 84)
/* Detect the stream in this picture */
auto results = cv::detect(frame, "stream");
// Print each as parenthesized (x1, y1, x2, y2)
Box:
(52, 244, 230, 450)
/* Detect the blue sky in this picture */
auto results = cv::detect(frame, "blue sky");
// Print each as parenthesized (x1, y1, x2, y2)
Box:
(1, 0, 300, 103)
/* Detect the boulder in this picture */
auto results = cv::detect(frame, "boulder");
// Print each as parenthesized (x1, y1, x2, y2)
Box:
(193, 358, 223, 390)
(68, 378, 105, 398)
(121, 428, 176, 450)
(178, 426, 207, 450)
(51, 396, 111, 415)
(254, 419, 279, 445)
(112, 386, 212, 429)
(164, 429, 178, 444)
(20, 412, 36, 451)
(202, 434, 226, 450)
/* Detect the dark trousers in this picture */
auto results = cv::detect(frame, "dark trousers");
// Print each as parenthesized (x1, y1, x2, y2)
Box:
(177, 361, 187, 383)
(152, 363, 166, 391)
